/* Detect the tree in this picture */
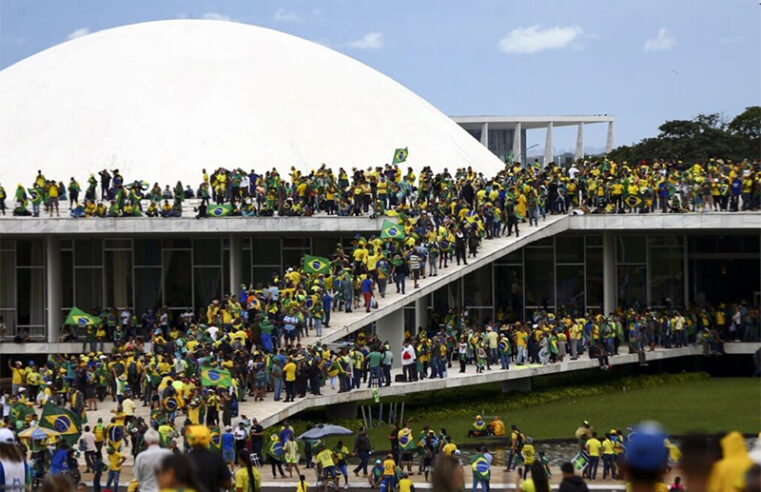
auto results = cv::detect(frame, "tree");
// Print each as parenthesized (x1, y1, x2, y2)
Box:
(607, 107, 760, 165)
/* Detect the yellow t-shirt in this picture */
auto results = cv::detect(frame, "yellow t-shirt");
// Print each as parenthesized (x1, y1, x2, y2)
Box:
(297, 480, 309, 492)
(399, 478, 413, 492)
(316, 449, 335, 468)
(602, 439, 615, 455)
(11, 367, 26, 385)
(383, 458, 396, 475)
(586, 438, 602, 457)
(234, 465, 261, 492)
(283, 362, 297, 382)
(108, 451, 124, 471)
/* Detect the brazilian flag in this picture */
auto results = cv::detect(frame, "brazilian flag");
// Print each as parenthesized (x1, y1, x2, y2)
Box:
(64, 307, 100, 327)
(210, 427, 221, 452)
(398, 428, 416, 451)
(107, 423, 125, 450)
(163, 396, 180, 412)
(392, 147, 408, 164)
(381, 219, 405, 240)
(303, 254, 330, 275)
(471, 454, 491, 481)
(201, 365, 233, 388)
(27, 188, 42, 205)
(624, 195, 643, 209)
(266, 436, 285, 460)
(207, 203, 233, 217)
(40, 402, 81, 445)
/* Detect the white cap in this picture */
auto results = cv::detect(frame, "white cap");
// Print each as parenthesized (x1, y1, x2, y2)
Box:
(0, 428, 15, 443)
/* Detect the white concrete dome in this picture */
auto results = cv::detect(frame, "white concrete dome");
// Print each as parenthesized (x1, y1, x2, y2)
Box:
(0, 20, 505, 187)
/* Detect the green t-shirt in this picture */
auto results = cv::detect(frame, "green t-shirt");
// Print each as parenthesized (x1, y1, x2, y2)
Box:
(367, 351, 382, 368)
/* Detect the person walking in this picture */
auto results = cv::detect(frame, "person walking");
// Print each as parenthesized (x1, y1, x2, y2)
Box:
(134, 429, 172, 492)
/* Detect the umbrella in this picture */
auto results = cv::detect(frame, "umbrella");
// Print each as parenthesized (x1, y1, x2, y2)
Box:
(297, 424, 353, 440)
(18, 426, 60, 441)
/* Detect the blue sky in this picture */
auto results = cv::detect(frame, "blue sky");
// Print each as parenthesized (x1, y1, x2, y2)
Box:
(1, 0, 759, 153)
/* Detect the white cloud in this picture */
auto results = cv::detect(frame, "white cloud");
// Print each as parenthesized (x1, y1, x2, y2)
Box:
(201, 12, 233, 21)
(643, 28, 675, 52)
(66, 27, 90, 41)
(344, 32, 383, 50)
(497, 25, 583, 54)
(274, 8, 301, 23)
(720, 35, 744, 45)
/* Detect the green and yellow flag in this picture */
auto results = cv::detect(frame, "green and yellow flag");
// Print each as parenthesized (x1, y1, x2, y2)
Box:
(40, 402, 81, 445)
(303, 254, 330, 275)
(392, 148, 408, 164)
(64, 307, 100, 327)
(201, 365, 233, 388)
(207, 204, 233, 217)
(381, 219, 405, 240)
(27, 188, 42, 205)
(471, 454, 491, 481)
(624, 195, 643, 209)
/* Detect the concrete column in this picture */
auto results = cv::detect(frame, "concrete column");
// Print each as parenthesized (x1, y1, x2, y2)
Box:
(543, 122, 553, 167)
(480, 122, 489, 149)
(605, 121, 615, 153)
(46, 236, 61, 343)
(376, 308, 404, 368)
(575, 122, 584, 161)
(229, 235, 242, 296)
(512, 122, 522, 164)
(414, 296, 428, 333)
(603, 232, 617, 315)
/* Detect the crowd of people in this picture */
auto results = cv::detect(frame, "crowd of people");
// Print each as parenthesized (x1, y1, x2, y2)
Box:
(1, 158, 759, 219)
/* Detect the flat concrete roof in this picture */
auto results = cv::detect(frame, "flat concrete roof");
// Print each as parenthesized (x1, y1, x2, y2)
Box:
(0, 211, 757, 237)
(452, 114, 614, 129)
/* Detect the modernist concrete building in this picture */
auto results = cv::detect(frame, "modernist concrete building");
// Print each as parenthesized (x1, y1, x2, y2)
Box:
(452, 115, 616, 165)
(0, 20, 758, 363)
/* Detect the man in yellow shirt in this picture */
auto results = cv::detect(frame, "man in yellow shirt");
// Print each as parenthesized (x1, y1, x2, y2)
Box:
(602, 433, 617, 480)
(283, 357, 297, 402)
(8, 360, 26, 395)
(585, 432, 602, 480)
(316, 446, 339, 492)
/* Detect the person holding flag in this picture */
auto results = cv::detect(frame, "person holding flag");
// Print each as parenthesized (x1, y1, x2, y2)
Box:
(397, 423, 416, 474)
(471, 446, 492, 492)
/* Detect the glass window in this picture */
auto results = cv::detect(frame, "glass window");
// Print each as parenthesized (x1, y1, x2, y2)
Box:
(61, 250, 74, 308)
(164, 250, 192, 307)
(585, 235, 603, 247)
(252, 266, 280, 285)
(242, 249, 252, 287)
(74, 268, 103, 313)
(16, 269, 44, 326)
(194, 268, 222, 311)
(16, 239, 44, 266)
(525, 247, 554, 307)
(496, 249, 522, 264)
(194, 238, 221, 266)
(433, 281, 461, 313)
(0, 238, 13, 250)
(252, 238, 281, 265)
(555, 235, 584, 263)
(689, 258, 760, 307)
(689, 235, 760, 254)
(466, 308, 494, 329)
(283, 249, 306, 271)
(0, 251, 14, 308)
(75, 239, 103, 266)
(585, 247, 603, 308)
(556, 265, 585, 314)
(313, 237, 343, 258)
(104, 239, 131, 249)
(135, 267, 162, 315)
(494, 265, 523, 322)
(617, 265, 647, 308)
(134, 239, 161, 266)
(649, 245, 684, 307)
(0, 309, 15, 336)
(162, 238, 192, 249)
(464, 265, 492, 307)
(283, 238, 310, 248)
(617, 236, 646, 263)
(105, 250, 133, 309)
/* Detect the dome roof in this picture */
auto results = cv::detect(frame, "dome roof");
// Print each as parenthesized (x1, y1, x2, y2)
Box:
(0, 20, 504, 187)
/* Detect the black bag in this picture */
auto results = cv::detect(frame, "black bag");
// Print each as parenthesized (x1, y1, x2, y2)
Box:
(395, 374, 407, 383)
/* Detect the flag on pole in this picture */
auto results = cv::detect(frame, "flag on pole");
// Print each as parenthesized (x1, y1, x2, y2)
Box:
(201, 366, 233, 388)
(303, 254, 330, 275)
(392, 148, 408, 164)
(40, 402, 81, 445)
(64, 307, 100, 327)
(27, 188, 42, 205)
(381, 219, 405, 240)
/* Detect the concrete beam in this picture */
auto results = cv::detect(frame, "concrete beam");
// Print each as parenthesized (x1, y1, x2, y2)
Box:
(575, 122, 584, 161)
(229, 235, 242, 295)
(544, 122, 553, 167)
(46, 236, 61, 343)
(512, 122, 522, 164)
(606, 121, 615, 153)
(603, 232, 616, 316)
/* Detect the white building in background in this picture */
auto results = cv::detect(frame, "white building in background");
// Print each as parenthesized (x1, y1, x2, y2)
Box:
(452, 114, 615, 166)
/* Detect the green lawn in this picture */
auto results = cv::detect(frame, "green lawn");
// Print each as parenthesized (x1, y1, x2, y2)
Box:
(295, 377, 761, 448)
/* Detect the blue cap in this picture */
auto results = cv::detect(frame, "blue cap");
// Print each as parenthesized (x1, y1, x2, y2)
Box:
(624, 422, 668, 472)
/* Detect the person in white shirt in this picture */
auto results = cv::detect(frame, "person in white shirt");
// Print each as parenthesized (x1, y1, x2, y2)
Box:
(401, 340, 416, 383)
(0, 428, 27, 492)
(80, 426, 98, 472)
(134, 429, 172, 492)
